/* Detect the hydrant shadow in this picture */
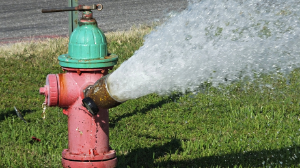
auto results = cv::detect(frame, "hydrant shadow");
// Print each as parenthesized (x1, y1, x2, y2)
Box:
(116, 136, 300, 168)
(155, 144, 300, 167)
(109, 93, 184, 128)
(116, 135, 183, 168)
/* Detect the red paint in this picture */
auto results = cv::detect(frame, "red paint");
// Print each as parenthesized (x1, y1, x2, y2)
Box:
(39, 67, 117, 168)
(62, 149, 116, 161)
(39, 74, 58, 106)
(62, 157, 117, 168)
(63, 109, 68, 115)
(93, 149, 99, 156)
(32, 136, 41, 142)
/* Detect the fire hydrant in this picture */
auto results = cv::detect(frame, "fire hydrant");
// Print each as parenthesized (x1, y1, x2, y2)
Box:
(39, 4, 118, 168)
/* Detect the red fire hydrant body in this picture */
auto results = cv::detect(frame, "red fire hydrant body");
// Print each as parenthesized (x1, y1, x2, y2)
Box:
(40, 5, 119, 167)
(40, 68, 117, 167)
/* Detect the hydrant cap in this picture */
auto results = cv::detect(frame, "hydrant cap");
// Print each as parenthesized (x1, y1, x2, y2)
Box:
(58, 21, 118, 68)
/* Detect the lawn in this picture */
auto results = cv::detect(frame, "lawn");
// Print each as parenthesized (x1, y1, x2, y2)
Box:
(0, 25, 299, 167)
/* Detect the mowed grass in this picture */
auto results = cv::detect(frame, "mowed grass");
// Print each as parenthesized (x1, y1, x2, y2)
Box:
(0, 25, 300, 168)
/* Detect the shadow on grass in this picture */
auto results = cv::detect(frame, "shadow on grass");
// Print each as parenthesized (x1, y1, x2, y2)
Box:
(0, 109, 34, 122)
(109, 93, 183, 128)
(117, 136, 183, 168)
(157, 145, 300, 167)
(117, 135, 300, 168)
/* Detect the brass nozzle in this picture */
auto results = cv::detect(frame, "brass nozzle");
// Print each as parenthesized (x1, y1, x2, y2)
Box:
(82, 74, 123, 115)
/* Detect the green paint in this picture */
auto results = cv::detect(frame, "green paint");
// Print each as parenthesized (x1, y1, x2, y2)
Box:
(68, 0, 78, 36)
(59, 14, 118, 68)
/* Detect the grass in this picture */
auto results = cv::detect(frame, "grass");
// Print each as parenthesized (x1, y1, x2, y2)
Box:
(0, 24, 300, 167)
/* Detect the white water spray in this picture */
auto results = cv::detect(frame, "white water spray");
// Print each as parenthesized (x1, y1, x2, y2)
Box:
(107, 0, 300, 101)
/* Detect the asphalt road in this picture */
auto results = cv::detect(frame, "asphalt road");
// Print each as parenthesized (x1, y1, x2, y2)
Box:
(0, 0, 187, 44)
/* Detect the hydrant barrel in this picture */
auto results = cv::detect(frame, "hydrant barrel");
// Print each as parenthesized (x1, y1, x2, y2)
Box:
(40, 4, 118, 168)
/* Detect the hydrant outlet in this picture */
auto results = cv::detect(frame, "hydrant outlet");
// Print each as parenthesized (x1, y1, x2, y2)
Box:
(39, 74, 59, 106)
(83, 74, 124, 115)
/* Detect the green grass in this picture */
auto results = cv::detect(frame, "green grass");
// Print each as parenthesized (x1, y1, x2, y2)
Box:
(0, 25, 300, 167)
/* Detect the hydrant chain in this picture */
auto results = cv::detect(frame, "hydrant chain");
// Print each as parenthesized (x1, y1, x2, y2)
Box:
(41, 103, 47, 119)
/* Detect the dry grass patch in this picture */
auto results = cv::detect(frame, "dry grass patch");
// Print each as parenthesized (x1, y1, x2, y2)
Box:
(0, 38, 68, 60)
(0, 24, 155, 68)
(0, 24, 155, 59)
(105, 24, 154, 45)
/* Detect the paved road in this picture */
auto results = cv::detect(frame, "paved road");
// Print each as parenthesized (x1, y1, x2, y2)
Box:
(0, 0, 187, 44)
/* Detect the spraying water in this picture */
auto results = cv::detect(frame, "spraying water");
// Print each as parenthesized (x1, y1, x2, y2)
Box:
(107, 0, 300, 101)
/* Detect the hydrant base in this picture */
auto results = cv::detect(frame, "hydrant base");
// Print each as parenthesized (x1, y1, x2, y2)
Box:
(62, 149, 116, 161)
(62, 157, 117, 168)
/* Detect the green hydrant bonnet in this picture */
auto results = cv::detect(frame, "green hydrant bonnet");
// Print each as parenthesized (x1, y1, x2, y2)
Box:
(58, 21, 118, 68)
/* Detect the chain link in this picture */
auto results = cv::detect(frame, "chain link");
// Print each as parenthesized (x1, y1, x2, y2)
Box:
(41, 103, 47, 119)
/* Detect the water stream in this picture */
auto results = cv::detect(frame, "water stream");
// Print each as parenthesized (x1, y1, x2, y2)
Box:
(107, 0, 300, 101)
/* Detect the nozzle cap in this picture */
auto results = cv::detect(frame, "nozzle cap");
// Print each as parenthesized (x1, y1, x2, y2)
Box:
(82, 97, 99, 116)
